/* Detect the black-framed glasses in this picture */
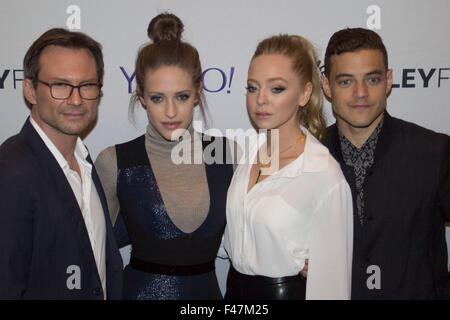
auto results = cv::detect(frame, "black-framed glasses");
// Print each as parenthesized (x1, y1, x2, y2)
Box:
(37, 79, 102, 100)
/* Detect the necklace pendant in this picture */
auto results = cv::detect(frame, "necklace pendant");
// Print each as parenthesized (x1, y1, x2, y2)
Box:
(256, 167, 262, 183)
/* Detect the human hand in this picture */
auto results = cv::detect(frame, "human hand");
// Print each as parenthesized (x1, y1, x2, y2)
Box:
(300, 260, 308, 278)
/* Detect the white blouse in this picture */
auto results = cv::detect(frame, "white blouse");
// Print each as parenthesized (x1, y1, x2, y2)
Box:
(223, 127, 353, 300)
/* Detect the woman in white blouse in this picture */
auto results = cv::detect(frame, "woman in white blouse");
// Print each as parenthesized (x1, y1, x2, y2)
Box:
(223, 34, 353, 300)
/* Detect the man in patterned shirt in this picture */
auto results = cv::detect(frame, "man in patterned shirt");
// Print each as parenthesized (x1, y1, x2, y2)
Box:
(322, 28, 450, 299)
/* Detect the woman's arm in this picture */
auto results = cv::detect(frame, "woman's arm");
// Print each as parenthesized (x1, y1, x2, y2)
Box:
(95, 147, 131, 248)
(95, 146, 120, 225)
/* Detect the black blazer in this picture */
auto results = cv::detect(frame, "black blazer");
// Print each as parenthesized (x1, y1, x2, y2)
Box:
(0, 119, 123, 299)
(326, 112, 450, 299)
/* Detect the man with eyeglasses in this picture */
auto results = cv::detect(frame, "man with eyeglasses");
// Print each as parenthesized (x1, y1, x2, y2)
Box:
(0, 28, 122, 299)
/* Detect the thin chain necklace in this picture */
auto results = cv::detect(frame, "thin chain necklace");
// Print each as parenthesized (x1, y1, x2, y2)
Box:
(256, 132, 305, 183)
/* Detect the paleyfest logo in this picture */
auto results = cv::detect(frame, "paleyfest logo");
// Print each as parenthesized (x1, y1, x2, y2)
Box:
(119, 66, 235, 95)
(318, 66, 450, 89)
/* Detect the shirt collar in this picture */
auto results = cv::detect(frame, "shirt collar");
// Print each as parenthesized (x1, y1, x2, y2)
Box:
(266, 126, 330, 179)
(339, 117, 384, 153)
(298, 126, 330, 173)
(327, 111, 395, 166)
(29, 116, 89, 171)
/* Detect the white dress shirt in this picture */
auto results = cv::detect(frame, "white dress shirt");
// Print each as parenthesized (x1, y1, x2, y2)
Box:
(30, 117, 107, 299)
(224, 127, 353, 299)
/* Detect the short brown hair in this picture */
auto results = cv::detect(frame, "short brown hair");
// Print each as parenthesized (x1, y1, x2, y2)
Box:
(23, 28, 104, 86)
(324, 28, 388, 76)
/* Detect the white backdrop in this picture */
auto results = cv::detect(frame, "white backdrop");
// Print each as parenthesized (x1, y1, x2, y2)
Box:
(1, 0, 449, 295)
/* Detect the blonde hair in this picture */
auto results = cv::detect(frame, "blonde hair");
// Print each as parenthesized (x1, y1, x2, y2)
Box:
(252, 34, 326, 141)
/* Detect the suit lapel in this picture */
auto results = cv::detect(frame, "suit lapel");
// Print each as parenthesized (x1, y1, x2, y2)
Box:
(21, 119, 100, 280)
(89, 151, 123, 298)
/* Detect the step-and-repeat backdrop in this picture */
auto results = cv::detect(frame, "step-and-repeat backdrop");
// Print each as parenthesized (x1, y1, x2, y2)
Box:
(1, 0, 449, 294)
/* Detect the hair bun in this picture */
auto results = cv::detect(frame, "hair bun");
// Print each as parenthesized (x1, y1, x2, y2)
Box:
(147, 13, 184, 43)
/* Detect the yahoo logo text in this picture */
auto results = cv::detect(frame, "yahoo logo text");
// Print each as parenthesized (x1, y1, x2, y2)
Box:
(119, 66, 235, 94)
(201, 67, 235, 94)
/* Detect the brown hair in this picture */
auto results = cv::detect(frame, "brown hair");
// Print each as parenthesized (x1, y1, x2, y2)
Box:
(23, 28, 104, 86)
(324, 27, 388, 76)
(252, 34, 326, 141)
(131, 13, 208, 122)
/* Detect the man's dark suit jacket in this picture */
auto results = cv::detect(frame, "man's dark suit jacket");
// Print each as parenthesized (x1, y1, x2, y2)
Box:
(0, 119, 123, 299)
(326, 112, 450, 299)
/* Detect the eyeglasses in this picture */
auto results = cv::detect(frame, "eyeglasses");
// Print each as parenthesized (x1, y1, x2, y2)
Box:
(37, 79, 102, 100)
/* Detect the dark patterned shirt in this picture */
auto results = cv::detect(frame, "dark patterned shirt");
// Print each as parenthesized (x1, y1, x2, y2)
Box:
(339, 119, 384, 225)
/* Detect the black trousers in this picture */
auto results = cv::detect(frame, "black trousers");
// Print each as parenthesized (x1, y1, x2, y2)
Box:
(225, 265, 306, 300)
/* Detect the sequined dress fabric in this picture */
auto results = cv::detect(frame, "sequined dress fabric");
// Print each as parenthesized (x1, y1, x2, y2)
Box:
(114, 135, 232, 300)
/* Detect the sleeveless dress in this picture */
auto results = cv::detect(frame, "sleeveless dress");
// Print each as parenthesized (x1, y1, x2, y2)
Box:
(114, 135, 233, 299)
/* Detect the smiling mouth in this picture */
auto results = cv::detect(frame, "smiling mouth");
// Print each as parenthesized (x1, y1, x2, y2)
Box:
(162, 121, 182, 129)
(63, 112, 85, 118)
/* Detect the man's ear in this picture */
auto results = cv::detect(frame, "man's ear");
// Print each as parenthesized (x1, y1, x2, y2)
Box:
(321, 74, 332, 99)
(386, 68, 393, 95)
(23, 79, 37, 105)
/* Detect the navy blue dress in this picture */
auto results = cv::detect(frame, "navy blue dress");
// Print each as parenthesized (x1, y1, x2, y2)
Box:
(114, 135, 233, 300)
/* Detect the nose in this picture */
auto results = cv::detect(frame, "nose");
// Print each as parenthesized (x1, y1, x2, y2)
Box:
(256, 88, 268, 106)
(353, 81, 369, 99)
(165, 99, 177, 119)
(67, 87, 82, 106)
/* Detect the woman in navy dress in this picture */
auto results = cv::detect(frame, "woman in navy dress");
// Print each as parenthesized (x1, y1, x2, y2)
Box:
(95, 13, 233, 300)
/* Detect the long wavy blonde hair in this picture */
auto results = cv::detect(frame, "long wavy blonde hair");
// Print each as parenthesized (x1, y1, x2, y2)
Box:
(252, 34, 326, 141)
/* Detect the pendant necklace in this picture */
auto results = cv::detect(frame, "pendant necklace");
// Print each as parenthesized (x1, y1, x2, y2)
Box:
(256, 132, 305, 183)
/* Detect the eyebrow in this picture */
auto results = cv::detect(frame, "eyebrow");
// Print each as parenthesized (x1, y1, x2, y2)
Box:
(247, 77, 288, 84)
(147, 90, 192, 95)
(48, 77, 99, 84)
(335, 70, 384, 79)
